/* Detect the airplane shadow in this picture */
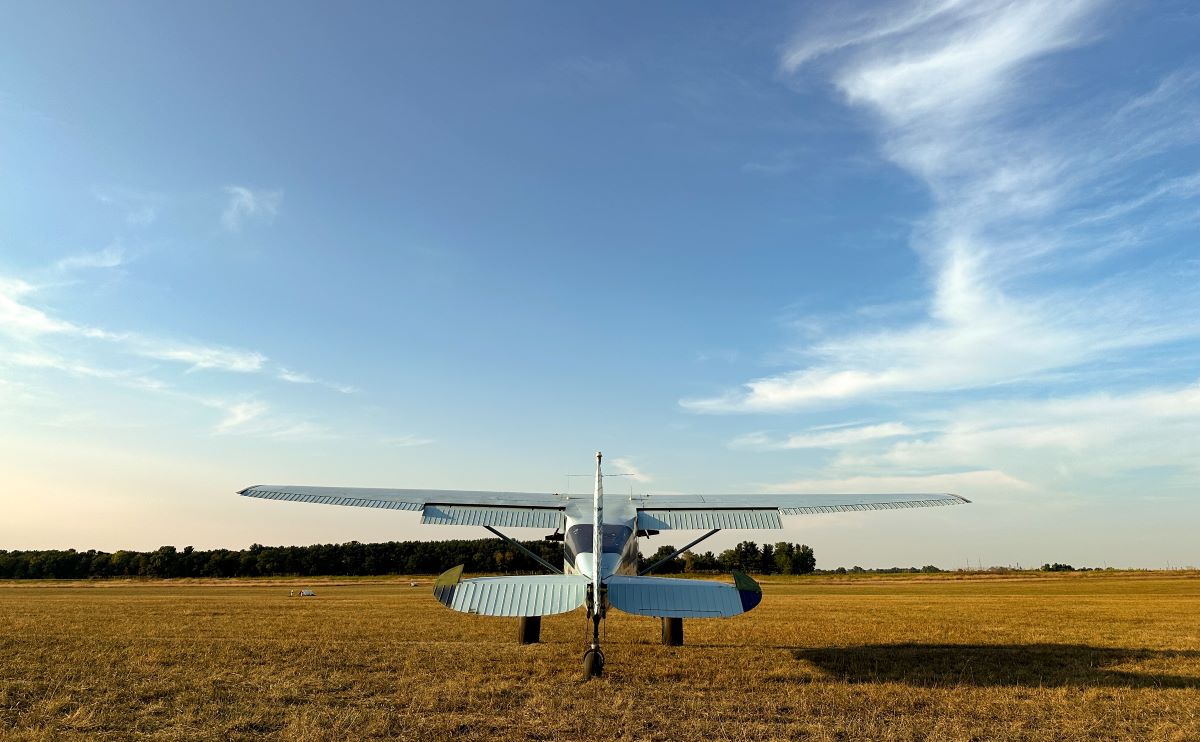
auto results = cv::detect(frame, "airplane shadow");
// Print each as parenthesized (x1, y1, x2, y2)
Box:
(792, 644, 1200, 688)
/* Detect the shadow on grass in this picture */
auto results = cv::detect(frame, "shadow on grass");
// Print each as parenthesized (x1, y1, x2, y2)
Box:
(793, 644, 1200, 688)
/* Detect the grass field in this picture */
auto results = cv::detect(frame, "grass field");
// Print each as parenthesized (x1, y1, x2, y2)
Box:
(2, 572, 1199, 741)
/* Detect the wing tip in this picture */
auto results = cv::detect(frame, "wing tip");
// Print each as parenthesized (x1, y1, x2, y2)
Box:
(237, 485, 261, 496)
(433, 564, 465, 608)
(948, 493, 971, 504)
(732, 570, 763, 613)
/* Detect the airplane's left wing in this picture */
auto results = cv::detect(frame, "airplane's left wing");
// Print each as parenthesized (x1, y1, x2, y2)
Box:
(238, 485, 568, 529)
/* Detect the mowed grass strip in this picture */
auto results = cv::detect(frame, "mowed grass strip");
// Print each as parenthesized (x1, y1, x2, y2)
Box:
(1, 573, 1198, 741)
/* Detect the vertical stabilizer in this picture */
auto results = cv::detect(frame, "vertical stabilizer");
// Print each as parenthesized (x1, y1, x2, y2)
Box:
(593, 451, 604, 586)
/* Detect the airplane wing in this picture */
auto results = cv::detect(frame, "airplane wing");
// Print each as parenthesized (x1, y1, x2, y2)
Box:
(634, 492, 969, 530)
(238, 485, 568, 529)
(432, 565, 589, 616)
(606, 571, 762, 618)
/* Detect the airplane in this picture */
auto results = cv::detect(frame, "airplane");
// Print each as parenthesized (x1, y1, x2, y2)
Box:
(240, 452, 968, 678)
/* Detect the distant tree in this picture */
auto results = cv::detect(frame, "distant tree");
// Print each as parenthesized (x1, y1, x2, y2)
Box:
(688, 550, 720, 572)
(148, 546, 179, 578)
(773, 542, 794, 574)
(1040, 563, 1075, 572)
(644, 545, 684, 574)
(733, 541, 761, 572)
(759, 543, 775, 574)
(792, 544, 816, 574)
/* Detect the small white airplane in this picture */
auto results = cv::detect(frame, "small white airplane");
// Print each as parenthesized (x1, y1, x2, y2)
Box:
(240, 452, 967, 678)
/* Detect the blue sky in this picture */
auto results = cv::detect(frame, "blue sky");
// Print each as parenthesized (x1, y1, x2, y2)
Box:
(2, 1, 1198, 568)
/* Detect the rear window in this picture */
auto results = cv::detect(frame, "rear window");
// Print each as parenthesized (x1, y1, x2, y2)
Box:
(565, 525, 632, 559)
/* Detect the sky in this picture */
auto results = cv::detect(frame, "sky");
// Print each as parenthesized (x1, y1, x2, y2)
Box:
(2, 1, 1198, 568)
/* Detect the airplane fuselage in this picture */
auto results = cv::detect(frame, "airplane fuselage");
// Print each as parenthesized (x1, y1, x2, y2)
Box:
(561, 495, 640, 581)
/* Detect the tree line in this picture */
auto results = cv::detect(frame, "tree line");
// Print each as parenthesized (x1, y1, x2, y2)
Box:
(0, 539, 816, 579)
(644, 541, 817, 575)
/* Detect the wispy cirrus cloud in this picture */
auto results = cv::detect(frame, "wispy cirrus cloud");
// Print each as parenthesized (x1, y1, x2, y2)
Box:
(1, 275, 265, 373)
(209, 398, 332, 440)
(684, 0, 1200, 414)
(0, 278, 76, 337)
(0, 270, 356, 440)
(833, 382, 1200, 485)
(731, 422, 914, 451)
(54, 245, 126, 272)
(134, 340, 266, 373)
(277, 367, 357, 394)
(610, 456, 652, 483)
(93, 187, 162, 227)
(221, 186, 282, 231)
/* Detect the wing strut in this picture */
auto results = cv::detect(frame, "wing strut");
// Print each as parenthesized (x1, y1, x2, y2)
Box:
(639, 528, 721, 576)
(483, 525, 562, 575)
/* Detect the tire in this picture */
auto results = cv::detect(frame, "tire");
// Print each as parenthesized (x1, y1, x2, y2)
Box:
(661, 617, 683, 646)
(517, 616, 541, 644)
(582, 648, 604, 679)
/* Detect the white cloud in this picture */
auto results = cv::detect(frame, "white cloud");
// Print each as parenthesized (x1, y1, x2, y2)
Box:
(840, 382, 1200, 483)
(0, 278, 77, 337)
(132, 338, 267, 373)
(93, 187, 162, 227)
(765, 469, 1033, 496)
(2, 251, 359, 445)
(277, 368, 314, 384)
(7, 350, 123, 380)
(54, 245, 126, 272)
(610, 456, 652, 483)
(2, 278, 266, 373)
(221, 186, 282, 231)
(210, 399, 332, 440)
(685, 0, 1200, 413)
(214, 400, 268, 433)
(731, 422, 914, 450)
(277, 367, 358, 394)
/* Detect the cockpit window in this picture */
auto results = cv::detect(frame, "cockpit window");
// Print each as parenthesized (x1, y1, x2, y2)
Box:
(565, 525, 632, 561)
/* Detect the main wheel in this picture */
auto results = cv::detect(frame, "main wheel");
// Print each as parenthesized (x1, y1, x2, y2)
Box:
(661, 617, 683, 646)
(517, 616, 542, 644)
(582, 648, 605, 679)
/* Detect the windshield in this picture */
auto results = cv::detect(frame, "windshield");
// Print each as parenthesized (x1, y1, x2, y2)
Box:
(565, 525, 632, 561)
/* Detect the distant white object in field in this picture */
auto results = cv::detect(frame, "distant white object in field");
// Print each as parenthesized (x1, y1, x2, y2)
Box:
(299, 589, 315, 597)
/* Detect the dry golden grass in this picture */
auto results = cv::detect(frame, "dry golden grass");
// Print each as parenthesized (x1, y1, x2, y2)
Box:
(2, 572, 1199, 741)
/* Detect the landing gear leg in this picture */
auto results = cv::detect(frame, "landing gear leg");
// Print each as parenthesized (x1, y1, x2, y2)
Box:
(661, 617, 684, 646)
(583, 587, 605, 679)
(518, 616, 541, 644)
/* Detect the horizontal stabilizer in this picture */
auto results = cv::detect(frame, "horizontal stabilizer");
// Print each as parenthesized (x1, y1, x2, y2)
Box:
(606, 571, 762, 618)
(433, 565, 589, 617)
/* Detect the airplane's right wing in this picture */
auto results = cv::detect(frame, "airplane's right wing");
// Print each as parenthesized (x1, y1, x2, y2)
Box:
(634, 492, 969, 530)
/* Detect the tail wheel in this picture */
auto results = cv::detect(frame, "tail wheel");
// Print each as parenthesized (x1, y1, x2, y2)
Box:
(582, 648, 605, 679)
